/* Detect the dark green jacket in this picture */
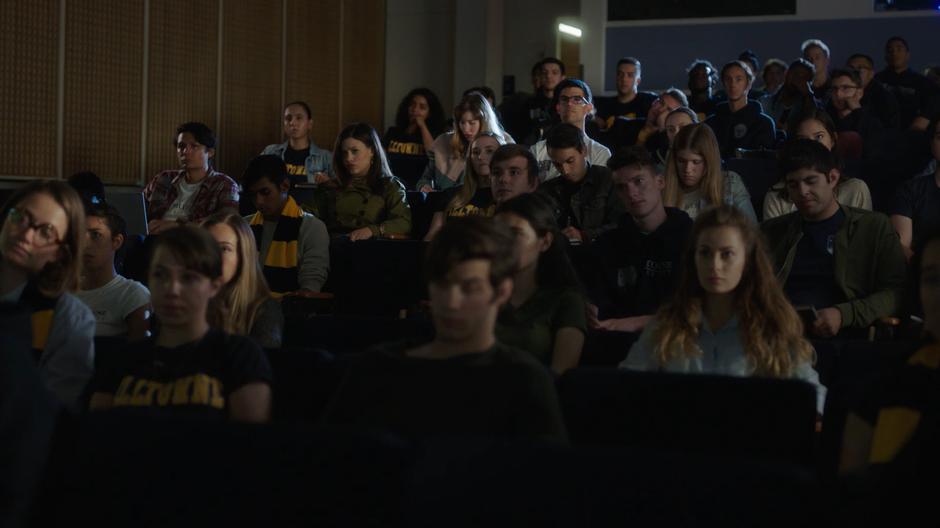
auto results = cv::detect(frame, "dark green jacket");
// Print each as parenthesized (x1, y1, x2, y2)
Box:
(760, 205, 906, 329)
(538, 164, 625, 242)
(308, 176, 412, 237)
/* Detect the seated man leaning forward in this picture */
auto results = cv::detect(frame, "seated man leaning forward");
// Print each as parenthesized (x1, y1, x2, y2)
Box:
(322, 216, 567, 441)
(241, 155, 330, 295)
(761, 139, 906, 338)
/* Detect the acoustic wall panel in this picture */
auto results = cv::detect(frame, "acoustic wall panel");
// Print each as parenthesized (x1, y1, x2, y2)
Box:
(341, 0, 386, 131)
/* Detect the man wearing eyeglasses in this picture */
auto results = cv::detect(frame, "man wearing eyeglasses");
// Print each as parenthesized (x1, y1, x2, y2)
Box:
(530, 79, 611, 183)
(847, 53, 900, 130)
(826, 68, 885, 157)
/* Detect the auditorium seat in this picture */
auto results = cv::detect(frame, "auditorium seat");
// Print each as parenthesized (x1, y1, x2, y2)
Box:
(325, 238, 428, 316)
(266, 346, 348, 422)
(283, 313, 434, 352)
(725, 156, 780, 219)
(557, 368, 818, 467)
(407, 190, 434, 240)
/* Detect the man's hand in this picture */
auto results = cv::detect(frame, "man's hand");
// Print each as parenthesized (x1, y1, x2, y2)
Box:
(313, 172, 330, 185)
(348, 227, 374, 242)
(147, 218, 178, 235)
(812, 307, 843, 338)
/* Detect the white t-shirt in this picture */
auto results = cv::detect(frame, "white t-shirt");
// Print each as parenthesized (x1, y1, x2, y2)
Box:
(163, 179, 202, 221)
(76, 275, 150, 337)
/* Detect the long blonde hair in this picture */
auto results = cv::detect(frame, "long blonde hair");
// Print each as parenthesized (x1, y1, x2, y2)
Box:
(449, 92, 510, 160)
(663, 123, 725, 210)
(447, 132, 505, 211)
(652, 205, 813, 377)
(201, 212, 272, 336)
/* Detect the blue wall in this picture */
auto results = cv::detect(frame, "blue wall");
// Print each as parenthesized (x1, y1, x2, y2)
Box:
(604, 16, 940, 92)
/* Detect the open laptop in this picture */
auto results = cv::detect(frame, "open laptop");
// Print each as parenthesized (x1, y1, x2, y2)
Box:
(104, 189, 149, 237)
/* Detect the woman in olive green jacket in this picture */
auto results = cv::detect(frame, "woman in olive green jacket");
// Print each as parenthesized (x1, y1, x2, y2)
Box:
(311, 123, 412, 240)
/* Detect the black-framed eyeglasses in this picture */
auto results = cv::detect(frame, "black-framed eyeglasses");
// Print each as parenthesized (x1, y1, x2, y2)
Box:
(6, 208, 61, 247)
(558, 95, 588, 106)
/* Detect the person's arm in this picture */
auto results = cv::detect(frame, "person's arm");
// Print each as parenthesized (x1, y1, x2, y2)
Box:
(249, 299, 284, 350)
(833, 217, 907, 329)
(414, 118, 435, 152)
(618, 322, 657, 370)
(41, 297, 96, 411)
(218, 177, 240, 212)
(125, 305, 150, 342)
(756, 114, 777, 150)
(372, 180, 412, 237)
(298, 216, 330, 291)
(890, 214, 914, 261)
(228, 382, 272, 423)
(593, 314, 654, 333)
(550, 327, 584, 375)
(415, 161, 436, 192)
(424, 212, 446, 241)
(728, 172, 758, 223)
(840, 412, 875, 475)
(762, 188, 792, 221)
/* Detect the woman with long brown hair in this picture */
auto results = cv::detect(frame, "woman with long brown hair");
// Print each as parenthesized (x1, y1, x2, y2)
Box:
(416, 92, 513, 192)
(201, 212, 283, 349)
(662, 123, 757, 222)
(620, 205, 824, 411)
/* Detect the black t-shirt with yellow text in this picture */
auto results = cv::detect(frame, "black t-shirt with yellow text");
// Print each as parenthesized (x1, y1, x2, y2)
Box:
(94, 330, 272, 420)
(384, 126, 428, 190)
(284, 146, 309, 184)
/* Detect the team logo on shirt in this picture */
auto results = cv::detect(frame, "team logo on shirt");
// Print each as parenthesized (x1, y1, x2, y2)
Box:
(113, 374, 225, 409)
(387, 141, 425, 156)
(733, 124, 748, 139)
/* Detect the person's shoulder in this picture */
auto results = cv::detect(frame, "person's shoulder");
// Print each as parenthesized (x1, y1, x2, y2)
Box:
(380, 174, 408, 194)
(112, 275, 150, 300)
(55, 292, 95, 325)
(207, 171, 238, 187)
(636, 91, 659, 102)
(261, 143, 284, 155)
(663, 207, 693, 228)
(490, 342, 552, 370)
(300, 210, 327, 228)
(761, 210, 800, 232)
(845, 205, 892, 229)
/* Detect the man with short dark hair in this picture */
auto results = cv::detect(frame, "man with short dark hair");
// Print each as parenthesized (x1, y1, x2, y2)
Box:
(144, 122, 239, 233)
(490, 144, 539, 206)
(518, 57, 568, 145)
(323, 216, 567, 441)
(585, 146, 692, 333)
(826, 68, 885, 154)
(76, 203, 150, 340)
(875, 36, 938, 130)
(848, 53, 900, 129)
(539, 123, 623, 242)
(687, 60, 718, 119)
(593, 57, 659, 130)
(242, 155, 329, 295)
(531, 78, 611, 182)
(705, 60, 777, 157)
(761, 140, 906, 338)
(802, 38, 832, 101)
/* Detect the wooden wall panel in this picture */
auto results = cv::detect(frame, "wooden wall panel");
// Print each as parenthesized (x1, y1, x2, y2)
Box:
(285, 0, 341, 151)
(218, 0, 283, 183)
(63, 0, 144, 185)
(0, 1, 59, 179)
(145, 0, 219, 182)
(342, 0, 386, 132)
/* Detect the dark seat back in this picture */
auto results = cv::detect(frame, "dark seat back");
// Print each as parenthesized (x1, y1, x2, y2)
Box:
(725, 157, 780, 220)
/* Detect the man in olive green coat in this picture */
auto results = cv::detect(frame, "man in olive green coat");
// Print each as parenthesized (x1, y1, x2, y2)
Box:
(761, 140, 906, 338)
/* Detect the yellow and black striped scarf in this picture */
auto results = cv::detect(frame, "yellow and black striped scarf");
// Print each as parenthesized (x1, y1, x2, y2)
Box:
(19, 282, 58, 362)
(250, 195, 303, 296)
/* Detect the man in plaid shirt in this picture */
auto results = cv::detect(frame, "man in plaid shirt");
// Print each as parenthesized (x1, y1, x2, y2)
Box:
(144, 122, 239, 234)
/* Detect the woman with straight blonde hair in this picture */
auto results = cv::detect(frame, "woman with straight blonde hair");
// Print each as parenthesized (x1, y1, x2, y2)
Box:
(417, 92, 513, 192)
(663, 123, 757, 222)
(202, 212, 283, 349)
(621, 205, 825, 412)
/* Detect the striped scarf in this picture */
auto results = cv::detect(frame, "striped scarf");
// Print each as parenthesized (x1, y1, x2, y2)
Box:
(250, 195, 303, 296)
(19, 282, 58, 362)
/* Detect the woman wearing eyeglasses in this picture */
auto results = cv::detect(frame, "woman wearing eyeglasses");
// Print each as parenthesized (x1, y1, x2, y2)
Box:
(0, 180, 95, 410)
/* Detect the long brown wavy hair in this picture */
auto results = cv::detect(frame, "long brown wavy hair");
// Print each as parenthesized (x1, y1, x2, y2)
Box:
(652, 205, 813, 377)
(663, 123, 725, 210)
(448, 92, 510, 161)
(200, 212, 273, 337)
(447, 132, 505, 212)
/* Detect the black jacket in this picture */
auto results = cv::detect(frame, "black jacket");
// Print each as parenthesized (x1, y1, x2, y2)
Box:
(705, 101, 777, 157)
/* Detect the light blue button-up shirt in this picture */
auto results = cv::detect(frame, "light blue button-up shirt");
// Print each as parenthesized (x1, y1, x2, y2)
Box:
(620, 315, 827, 413)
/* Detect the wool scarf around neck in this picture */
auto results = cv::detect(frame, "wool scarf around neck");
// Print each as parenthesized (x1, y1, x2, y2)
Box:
(249, 195, 303, 296)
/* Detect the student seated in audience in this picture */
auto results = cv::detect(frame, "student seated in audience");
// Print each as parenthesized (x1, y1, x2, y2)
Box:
(632, 88, 689, 158)
(522, 57, 567, 145)
(825, 68, 885, 156)
(686, 60, 718, 120)
(705, 60, 777, 157)
(499, 60, 545, 145)
(890, 117, 940, 261)
(0, 181, 94, 410)
(664, 106, 699, 147)
(241, 155, 329, 293)
(764, 111, 873, 220)
(839, 229, 940, 475)
(539, 123, 624, 242)
(417, 92, 512, 192)
(77, 202, 150, 340)
(802, 38, 833, 103)
(309, 123, 412, 240)
(593, 57, 658, 130)
(424, 132, 505, 241)
(322, 216, 567, 441)
(531, 79, 611, 182)
(489, 144, 540, 207)
(89, 226, 272, 422)
(383, 88, 446, 189)
(847, 53, 900, 130)
(494, 193, 587, 375)
(875, 36, 937, 130)
(202, 213, 284, 350)
(585, 147, 693, 333)
(760, 59, 821, 133)
(144, 122, 239, 234)
(760, 58, 788, 97)
(761, 139, 906, 338)
(261, 101, 333, 185)
(662, 123, 757, 222)
(620, 205, 825, 411)
(737, 49, 763, 99)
